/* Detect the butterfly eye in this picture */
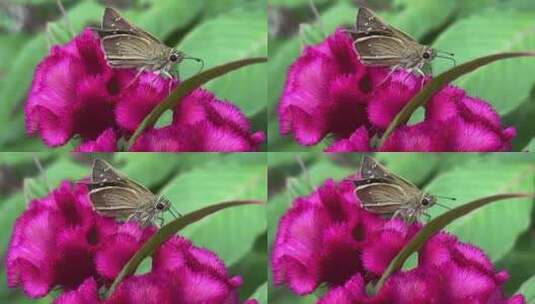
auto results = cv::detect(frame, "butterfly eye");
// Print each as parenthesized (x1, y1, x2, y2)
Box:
(421, 197, 432, 206)
(169, 54, 178, 62)
(156, 203, 165, 210)
(422, 51, 431, 59)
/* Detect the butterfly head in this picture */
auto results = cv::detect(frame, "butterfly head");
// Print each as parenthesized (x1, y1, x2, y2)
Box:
(168, 49, 185, 64)
(168, 49, 205, 75)
(155, 196, 171, 212)
(421, 47, 437, 63)
(420, 194, 436, 209)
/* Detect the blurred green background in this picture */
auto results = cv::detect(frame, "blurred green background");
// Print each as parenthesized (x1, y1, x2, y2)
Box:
(268, 153, 535, 303)
(0, 0, 267, 151)
(0, 152, 267, 303)
(268, 0, 535, 152)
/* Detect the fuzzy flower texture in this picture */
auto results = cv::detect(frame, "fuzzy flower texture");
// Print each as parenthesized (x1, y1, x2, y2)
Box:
(272, 179, 525, 304)
(7, 181, 257, 304)
(279, 29, 516, 151)
(25, 29, 264, 152)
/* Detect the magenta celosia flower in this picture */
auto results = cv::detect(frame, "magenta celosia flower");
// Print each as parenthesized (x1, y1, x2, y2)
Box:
(272, 179, 410, 294)
(130, 89, 265, 152)
(7, 181, 256, 303)
(25, 29, 264, 152)
(75, 128, 118, 152)
(279, 29, 516, 152)
(55, 278, 101, 304)
(272, 179, 525, 303)
(6, 181, 117, 297)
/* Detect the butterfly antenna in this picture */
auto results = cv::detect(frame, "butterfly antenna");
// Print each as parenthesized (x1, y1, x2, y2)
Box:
(184, 56, 205, 75)
(437, 50, 455, 57)
(435, 202, 452, 210)
(436, 55, 456, 66)
(436, 195, 456, 201)
(169, 204, 182, 217)
(436, 50, 456, 66)
(56, 0, 75, 38)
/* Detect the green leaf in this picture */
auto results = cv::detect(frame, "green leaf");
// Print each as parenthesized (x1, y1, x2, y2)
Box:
(433, 10, 535, 115)
(375, 193, 534, 293)
(517, 274, 535, 303)
(126, 57, 267, 149)
(389, 0, 457, 41)
(0, 193, 26, 261)
(379, 51, 535, 148)
(251, 282, 267, 304)
(106, 199, 263, 298)
(0, 34, 29, 80)
(137, 0, 203, 40)
(161, 160, 266, 265)
(502, 96, 535, 151)
(526, 139, 535, 152)
(113, 153, 184, 188)
(425, 159, 535, 262)
(374, 153, 438, 185)
(177, 7, 267, 116)
(269, 0, 330, 8)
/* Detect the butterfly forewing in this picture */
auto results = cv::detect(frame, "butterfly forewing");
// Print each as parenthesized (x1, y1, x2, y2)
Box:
(88, 159, 166, 226)
(355, 156, 432, 221)
(89, 186, 143, 218)
(96, 7, 175, 73)
(355, 182, 409, 214)
(353, 7, 444, 77)
(356, 7, 391, 35)
(359, 155, 391, 179)
(100, 34, 163, 68)
(354, 35, 408, 66)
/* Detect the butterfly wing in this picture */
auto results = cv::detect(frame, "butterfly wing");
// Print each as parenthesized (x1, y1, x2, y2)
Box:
(100, 34, 166, 68)
(355, 7, 391, 35)
(355, 34, 411, 66)
(355, 7, 416, 42)
(354, 180, 409, 214)
(354, 7, 427, 67)
(90, 158, 129, 186)
(100, 7, 161, 43)
(89, 186, 143, 218)
(359, 155, 391, 179)
(91, 159, 154, 192)
(357, 156, 422, 211)
(97, 7, 170, 69)
(89, 159, 160, 221)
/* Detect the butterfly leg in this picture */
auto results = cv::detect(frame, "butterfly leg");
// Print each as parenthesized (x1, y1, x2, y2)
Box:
(126, 68, 146, 89)
(159, 69, 175, 95)
(126, 213, 137, 222)
(377, 65, 401, 88)
(414, 68, 426, 90)
(390, 209, 402, 221)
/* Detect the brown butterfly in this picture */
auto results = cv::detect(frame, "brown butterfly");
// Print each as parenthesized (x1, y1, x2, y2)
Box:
(353, 156, 437, 223)
(95, 7, 203, 79)
(87, 158, 179, 227)
(351, 7, 454, 78)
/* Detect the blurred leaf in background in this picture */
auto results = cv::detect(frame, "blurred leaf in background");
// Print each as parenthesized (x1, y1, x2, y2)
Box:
(0, 0, 267, 151)
(0, 152, 267, 303)
(268, 0, 535, 151)
(267, 152, 535, 303)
